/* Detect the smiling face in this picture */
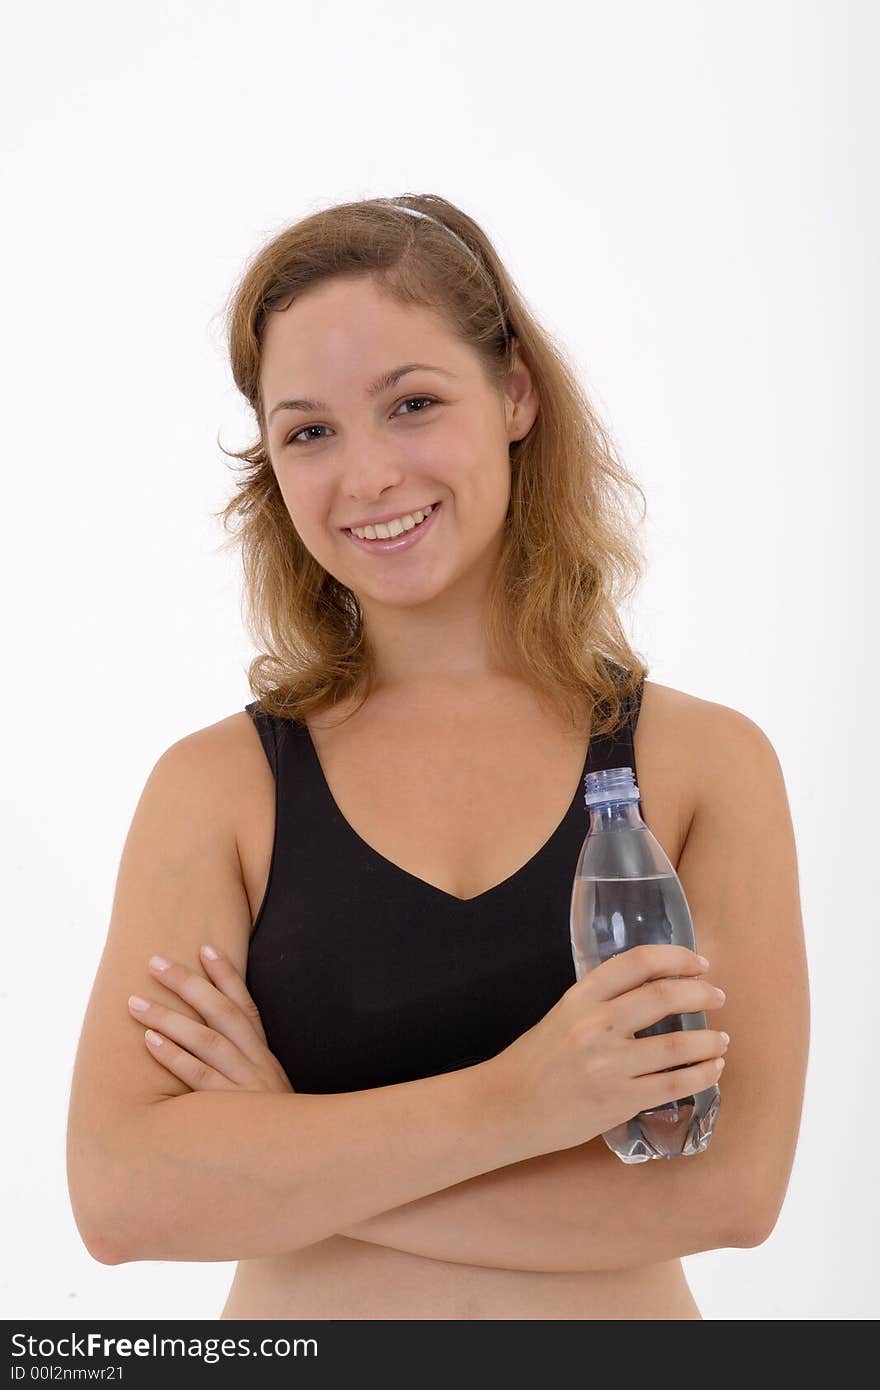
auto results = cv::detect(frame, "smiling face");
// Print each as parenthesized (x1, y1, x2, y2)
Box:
(260, 274, 534, 610)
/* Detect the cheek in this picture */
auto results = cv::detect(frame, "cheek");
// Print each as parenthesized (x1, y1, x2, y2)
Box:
(448, 442, 509, 507)
(276, 471, 333, 528)
(423, 428, 489, 493)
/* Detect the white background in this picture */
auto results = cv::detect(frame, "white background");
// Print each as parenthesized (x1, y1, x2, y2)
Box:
(2, 0, 876, 1321)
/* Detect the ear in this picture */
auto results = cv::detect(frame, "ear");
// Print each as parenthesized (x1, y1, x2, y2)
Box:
(505, 339, 539, 444)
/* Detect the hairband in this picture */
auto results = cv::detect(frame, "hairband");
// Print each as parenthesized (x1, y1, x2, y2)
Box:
(384, 201, 511, 341)
(385, 202, 481, 263)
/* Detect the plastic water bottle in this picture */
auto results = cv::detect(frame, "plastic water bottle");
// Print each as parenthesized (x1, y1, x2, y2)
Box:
(569, 765, 721, 1163)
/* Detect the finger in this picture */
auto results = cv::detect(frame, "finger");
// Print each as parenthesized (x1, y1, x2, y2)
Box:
(611, 976, 725, 1036)
(198, 944, 268, 1046)
(623, 1025, 729, 1078)
(140, 1027, 235, 1092)
(128, 995, 257, 1086)
(634, 1053, 726, 1110)
(147, 955, 267, 1065)
(585, 944, 707, 1002)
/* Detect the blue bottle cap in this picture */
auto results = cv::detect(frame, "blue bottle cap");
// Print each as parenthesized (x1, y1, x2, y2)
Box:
(584, 766, 641, 808)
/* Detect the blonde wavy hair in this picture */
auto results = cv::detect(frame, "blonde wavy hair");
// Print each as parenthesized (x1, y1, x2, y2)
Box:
(215, 193, 649, 738)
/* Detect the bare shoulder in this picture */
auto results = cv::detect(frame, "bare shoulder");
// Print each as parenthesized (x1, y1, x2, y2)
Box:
(157, 709, 273, 824)
(637, 678, 781, 830)
(161, 708, 267, 778)
(168, 711, 277, 930)
(656, 679, 778, 767)
(639, 675, 762, 742)
(637, 677, 706, 742)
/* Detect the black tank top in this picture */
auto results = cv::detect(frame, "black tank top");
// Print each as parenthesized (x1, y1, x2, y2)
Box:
(244, 677, 644, 1094)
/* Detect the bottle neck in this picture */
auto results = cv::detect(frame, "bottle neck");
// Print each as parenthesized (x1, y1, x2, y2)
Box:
(588, 799, 646, 831)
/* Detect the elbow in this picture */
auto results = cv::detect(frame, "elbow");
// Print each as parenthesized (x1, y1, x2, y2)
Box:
(71, 1190, 148, 1266)
(68, 1105, 173, 1264)
(737, 1209, 780, 1249)
(736, 1225, 772, 1250)
(73, 1203, 146, 1266)
(67, 1151, 140, 1266)
(69, 1188, 131, 1266)
(730, 1196, 782, 1249)
(81, 1225, 128, 1266)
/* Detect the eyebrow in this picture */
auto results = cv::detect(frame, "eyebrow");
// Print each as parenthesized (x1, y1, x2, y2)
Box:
(267, 363, 457, 425)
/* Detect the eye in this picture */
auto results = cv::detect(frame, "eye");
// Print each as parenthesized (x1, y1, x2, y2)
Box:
(282, 396, 439, 448)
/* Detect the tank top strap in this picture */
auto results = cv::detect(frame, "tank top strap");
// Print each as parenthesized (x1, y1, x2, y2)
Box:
(584, 674, 644, 784)
(245, 700, 281, 778)
(244, 702, 344, 918)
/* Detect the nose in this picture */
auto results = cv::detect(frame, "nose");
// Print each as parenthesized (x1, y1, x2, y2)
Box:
(338, 442, 409, 507)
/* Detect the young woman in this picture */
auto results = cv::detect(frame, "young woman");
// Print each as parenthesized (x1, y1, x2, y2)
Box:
(67, 195, 809, 1320)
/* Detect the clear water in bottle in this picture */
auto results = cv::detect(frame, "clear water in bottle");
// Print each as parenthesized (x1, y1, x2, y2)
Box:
(569, 765, 721, 1163)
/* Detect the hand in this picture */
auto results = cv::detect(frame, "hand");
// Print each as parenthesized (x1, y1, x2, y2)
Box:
(483, 944, 728, 1161)
(126, 945, 295, 1094)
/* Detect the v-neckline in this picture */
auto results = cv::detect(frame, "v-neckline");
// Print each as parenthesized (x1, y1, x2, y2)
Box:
(301, 720, 594, 905)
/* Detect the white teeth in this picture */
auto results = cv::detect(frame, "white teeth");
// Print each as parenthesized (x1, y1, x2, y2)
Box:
(351, 504, 434, 541)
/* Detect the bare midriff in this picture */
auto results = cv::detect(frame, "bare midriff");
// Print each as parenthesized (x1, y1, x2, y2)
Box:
(228, 676, 704, 1320)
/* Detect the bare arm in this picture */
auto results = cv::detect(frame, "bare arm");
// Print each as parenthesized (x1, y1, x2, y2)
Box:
(335, 1138, 742, 1273)
(66, 726, 527, 1265)
(107, 1068, 521, 1263)
(335, 705, 810, 1272)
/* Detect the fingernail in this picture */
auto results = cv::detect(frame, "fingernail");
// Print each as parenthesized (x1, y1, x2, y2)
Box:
(149, 955, 171, 971)
(698, 955, 710, 967)
(128, 995, 150, 1012)
(200, 944, 219, 960)
(145, 1029, 164, 1046)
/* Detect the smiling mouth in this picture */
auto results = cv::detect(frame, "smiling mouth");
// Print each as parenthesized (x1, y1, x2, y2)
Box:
(343, 502, 441, 538)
